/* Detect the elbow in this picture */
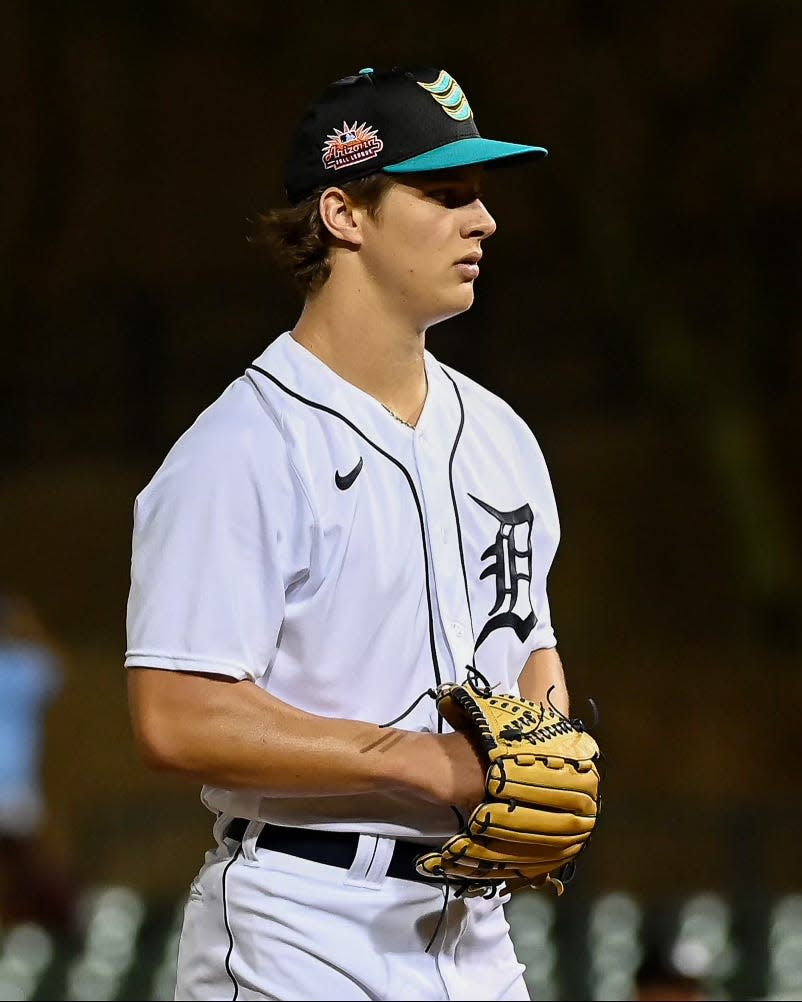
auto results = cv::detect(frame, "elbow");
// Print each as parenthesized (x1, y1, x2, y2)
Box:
(133, 735, 177, 774)
(127, 667, 205, 776)
(129, 713, 192, 775)
(126, 666, 236, 779)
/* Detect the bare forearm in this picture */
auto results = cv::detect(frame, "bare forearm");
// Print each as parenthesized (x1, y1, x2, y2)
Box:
(127, 668, 484, 810)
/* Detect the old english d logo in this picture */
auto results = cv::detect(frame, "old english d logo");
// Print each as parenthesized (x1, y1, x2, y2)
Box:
(469, 494, 536, 649)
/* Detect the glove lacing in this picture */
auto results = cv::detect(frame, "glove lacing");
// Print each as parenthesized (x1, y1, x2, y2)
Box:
(378, 687, 438, 729)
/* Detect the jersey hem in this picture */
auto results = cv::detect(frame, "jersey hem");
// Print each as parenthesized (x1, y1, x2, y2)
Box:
(123, 653, 251, 679)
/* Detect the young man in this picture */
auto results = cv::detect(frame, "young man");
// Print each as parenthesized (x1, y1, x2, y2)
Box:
(126, 66, 567, 1001)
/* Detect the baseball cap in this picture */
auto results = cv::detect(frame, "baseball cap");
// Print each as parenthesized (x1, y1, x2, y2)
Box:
(283, 66, 548, 205)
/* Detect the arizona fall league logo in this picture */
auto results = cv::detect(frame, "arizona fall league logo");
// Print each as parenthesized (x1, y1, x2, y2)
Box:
(322, 121, 384, 170)
(469, 495, 536, 649)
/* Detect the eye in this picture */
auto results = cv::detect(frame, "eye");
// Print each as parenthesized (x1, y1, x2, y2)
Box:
(426, 187, 482, 209)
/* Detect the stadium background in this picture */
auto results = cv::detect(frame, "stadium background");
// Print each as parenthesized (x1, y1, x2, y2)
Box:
(1, 1, 800, 999)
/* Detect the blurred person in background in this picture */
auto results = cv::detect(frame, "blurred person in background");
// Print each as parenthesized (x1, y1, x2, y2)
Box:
(0, 590, 77, 938)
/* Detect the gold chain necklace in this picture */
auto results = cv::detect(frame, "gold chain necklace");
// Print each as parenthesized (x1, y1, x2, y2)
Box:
(381, 402, 416, 429)
(379, 370, 427, 430)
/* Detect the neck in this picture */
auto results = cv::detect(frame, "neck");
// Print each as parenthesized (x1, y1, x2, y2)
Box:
(291, 269, 429, 426)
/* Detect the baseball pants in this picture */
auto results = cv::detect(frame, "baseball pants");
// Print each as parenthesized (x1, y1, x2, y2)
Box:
(174, 819, 530, 1001)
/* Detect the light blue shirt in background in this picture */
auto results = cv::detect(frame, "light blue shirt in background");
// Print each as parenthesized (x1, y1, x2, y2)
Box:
(0, 641, 63, 833)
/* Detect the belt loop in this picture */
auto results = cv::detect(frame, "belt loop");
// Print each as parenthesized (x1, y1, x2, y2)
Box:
(213, 812, 231, 847)
(240, 820, 265, 863)
(344, 834, 396, 889)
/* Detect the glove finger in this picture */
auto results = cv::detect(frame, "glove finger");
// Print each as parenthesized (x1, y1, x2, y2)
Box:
(448, 830, 591, 856)
(414, 851, 506, 884)
(415, 850, 449, 878)
(488, 776, 598, 815)
(470, 802, 597, 838)
(442, 834, 587, 867)
(488, 760, 599, 813)
(424, 854, 565, 883)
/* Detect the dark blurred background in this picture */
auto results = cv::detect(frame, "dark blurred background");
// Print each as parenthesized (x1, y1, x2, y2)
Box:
(1, 1, 800, 999)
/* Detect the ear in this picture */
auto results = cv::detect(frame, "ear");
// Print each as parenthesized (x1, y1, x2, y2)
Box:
(318, 187, 365, 248)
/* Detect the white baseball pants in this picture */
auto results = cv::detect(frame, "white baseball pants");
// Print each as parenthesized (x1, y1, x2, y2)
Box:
(174, 821, 529, 1001)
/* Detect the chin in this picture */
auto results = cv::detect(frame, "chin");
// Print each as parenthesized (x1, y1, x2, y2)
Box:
(427, 287, 476, 327)
(451, 285, 476, 317)
(416, 278, 476, 328)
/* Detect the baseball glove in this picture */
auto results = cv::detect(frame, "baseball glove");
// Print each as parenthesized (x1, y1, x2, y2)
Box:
(415, 672, 601, 898)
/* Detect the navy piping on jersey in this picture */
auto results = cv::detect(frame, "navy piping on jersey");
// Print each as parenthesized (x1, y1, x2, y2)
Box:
(222, 841, 243, 1000)
(246, 364, 444, 702)
(440, 367, 477, 662)
(439, 368, 477, 673)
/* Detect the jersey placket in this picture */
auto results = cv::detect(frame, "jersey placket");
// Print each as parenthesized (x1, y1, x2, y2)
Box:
(411, 423, 475, 685)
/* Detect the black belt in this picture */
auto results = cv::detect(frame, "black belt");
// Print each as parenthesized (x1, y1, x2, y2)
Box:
(225, 818, 435, 885)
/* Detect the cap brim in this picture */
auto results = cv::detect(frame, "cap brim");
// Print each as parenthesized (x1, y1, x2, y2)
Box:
(383, 136, 547, 174)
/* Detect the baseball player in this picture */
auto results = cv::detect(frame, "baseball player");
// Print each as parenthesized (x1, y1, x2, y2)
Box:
(126, 66, 569, 1001)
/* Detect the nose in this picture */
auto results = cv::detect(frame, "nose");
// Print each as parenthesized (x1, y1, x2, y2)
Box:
(462, 199, 497, 240)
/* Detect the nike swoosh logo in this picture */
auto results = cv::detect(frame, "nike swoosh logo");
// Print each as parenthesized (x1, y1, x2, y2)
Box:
(335, 456, 364, 491)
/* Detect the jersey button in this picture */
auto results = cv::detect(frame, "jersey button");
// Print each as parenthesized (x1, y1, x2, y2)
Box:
(450, 622, 464, 638)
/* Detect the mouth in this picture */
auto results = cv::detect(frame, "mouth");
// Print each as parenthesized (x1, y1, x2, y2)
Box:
(455, 250, 482, 280)
(457, 251, 482, 265)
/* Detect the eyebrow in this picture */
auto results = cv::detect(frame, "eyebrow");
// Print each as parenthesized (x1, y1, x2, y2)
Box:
(419, 179, 484, 196)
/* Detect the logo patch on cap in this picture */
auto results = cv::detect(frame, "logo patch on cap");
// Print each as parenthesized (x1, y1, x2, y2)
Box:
(417, 71, 472, 122)
(322, 121, 384, 171)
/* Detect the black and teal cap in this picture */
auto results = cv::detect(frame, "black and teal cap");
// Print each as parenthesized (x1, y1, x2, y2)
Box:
(283, 65, 548, 205)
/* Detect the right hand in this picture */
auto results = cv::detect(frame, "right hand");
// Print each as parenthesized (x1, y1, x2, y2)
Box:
(425, 729, 488, 818)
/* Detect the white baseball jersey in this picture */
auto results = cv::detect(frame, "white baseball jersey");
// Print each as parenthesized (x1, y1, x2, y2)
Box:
(125, 331, 560, 840)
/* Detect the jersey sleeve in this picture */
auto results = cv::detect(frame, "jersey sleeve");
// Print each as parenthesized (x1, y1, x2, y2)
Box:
(125, 390, 312, 682)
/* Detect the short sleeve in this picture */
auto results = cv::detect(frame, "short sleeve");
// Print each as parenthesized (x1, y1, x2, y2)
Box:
(124, 391, 312, 681)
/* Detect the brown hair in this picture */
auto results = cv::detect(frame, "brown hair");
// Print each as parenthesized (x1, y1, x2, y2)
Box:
(251, 174, 395, 295)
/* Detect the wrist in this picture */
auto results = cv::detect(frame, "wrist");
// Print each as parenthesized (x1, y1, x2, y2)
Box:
(385, 729, 486, 811)
(379, 729, 448, 805)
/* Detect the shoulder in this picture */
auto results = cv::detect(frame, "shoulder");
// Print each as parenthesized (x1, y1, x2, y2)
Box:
(169, 374, 285, 467)
(135, 371, 297, 510)
(435, 359, 545, 451)
(159, 332, 310, 469)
